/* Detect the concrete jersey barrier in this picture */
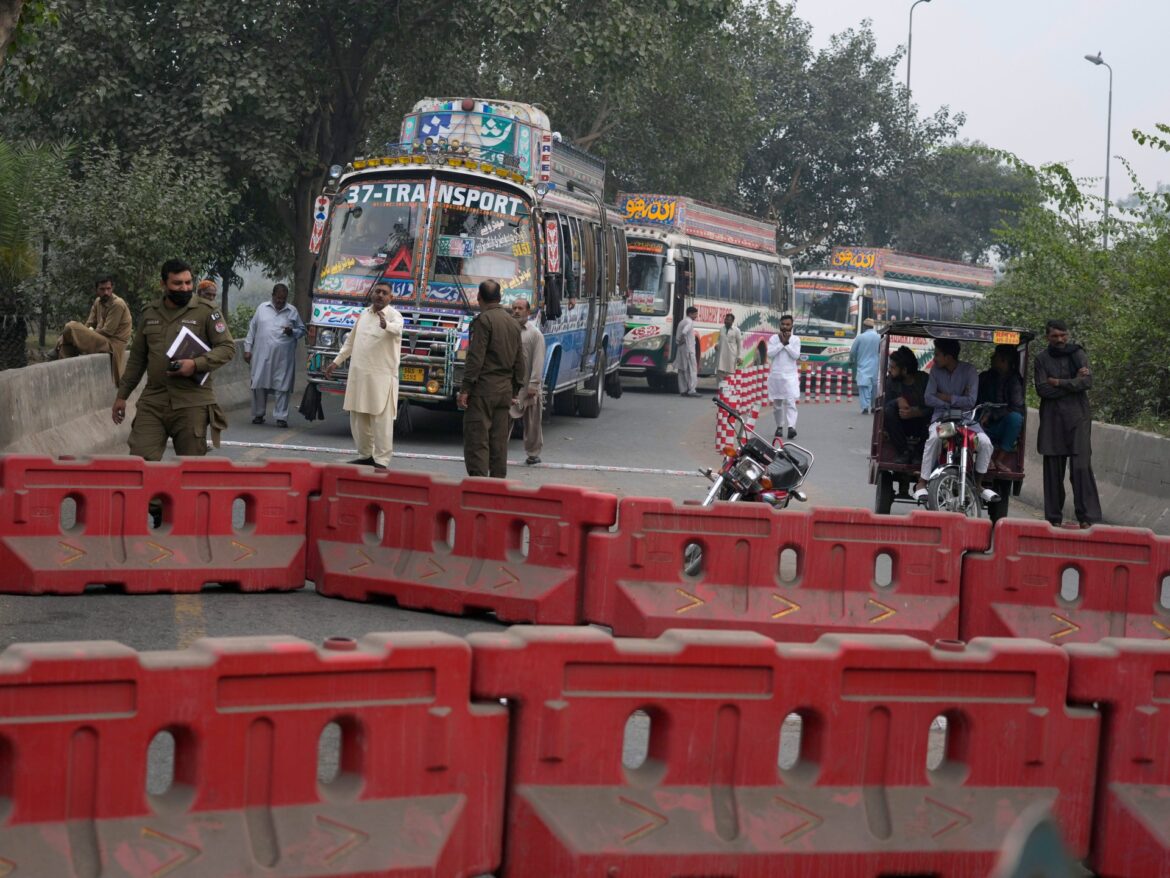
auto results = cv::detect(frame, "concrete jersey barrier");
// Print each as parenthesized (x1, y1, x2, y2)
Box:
(0, 341, 255, 457)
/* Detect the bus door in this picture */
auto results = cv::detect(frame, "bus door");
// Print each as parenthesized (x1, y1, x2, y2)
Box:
(669, 251, 689, 359)
(579, 219, 603, 373)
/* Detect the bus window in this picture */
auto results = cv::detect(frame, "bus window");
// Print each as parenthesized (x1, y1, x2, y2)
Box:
(885, 288, 902, 321)
(755, 263, 768, 304)
(693, 251, 709, 298)
(613, 227, 628, 297)
(924, 293, 940, 320)
(565, 216, 581, 300)
(770, 266, 783, 310)
(717, 255, 731, 300)
(606, 225, 619, 298)
(580, 222, 597, 299)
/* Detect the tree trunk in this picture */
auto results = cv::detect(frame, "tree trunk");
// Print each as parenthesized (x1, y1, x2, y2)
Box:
(0, 0, 24, 68)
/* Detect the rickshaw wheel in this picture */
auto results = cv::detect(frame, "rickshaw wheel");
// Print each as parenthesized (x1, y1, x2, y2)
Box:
(874, 470, 895, 514)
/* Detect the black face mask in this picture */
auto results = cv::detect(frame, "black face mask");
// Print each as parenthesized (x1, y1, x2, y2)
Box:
(167, 290, 194, 307)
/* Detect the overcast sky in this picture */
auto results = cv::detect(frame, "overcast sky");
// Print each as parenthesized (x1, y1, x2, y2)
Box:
(796, 0, 1169, 201)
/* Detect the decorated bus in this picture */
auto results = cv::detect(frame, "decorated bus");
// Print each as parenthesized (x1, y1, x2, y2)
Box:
(305, 97, 627, 419)
(792, 247, 996, 368)
(616, 193, 792, 392)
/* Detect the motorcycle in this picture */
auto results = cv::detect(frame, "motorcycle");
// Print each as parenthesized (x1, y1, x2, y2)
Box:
(700, 398, 814, 508)
(922, 401, 1006, 517)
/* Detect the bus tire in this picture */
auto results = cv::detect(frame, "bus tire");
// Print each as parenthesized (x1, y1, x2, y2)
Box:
(646, 373, 666, 392)
(553, 389, 576, 416)
(577, 354, 606, 418)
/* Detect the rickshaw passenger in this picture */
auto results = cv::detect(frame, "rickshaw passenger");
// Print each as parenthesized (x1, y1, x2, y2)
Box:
(883, 345, 929, 464)
(912, 338, 999, 504)
(978, 344, 1026, 472)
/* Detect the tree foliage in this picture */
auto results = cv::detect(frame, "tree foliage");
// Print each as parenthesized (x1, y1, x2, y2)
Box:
(973, 137, 1170, 427)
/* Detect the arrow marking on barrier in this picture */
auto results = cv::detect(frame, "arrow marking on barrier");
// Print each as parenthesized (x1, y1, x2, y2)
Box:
(925, 797, 972, 839)
(0, 858, 15, 877)
(618, 796, 668, 844)
(317, 815, 369, 864)
(349, 549, 373, 572)
(674, 588, 705, 614)
(146, 541, 173, 565)
(58, 540, 86, 566)
(1152, 619, 1170, 639)
(1049, 613, 1080, 640)
(140, 827, 201, 877)
(420, 557, 445, 579)
(231, 540, 255, 562)
(771, 594, 800, 619)
(492, 566, 520, 590)
(867, 598, 897, 624)
(773, 795, 823, 844)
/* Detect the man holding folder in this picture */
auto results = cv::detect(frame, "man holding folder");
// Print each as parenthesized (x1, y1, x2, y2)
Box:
(112, 259, 236, 460)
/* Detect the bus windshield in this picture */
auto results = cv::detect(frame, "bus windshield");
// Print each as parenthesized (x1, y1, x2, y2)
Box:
(627, 239, 669, 315)
(317, 179, 425, 301)
(793, 282, 857, 338)
(427, 181, 535, 307)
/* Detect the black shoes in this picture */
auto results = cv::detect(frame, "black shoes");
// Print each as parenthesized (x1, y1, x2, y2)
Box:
(525, 455, 541, 465)
(349, 456, 375, 466)
(251, 416, 265, 424)
(276, 420, 288, 428)
(787, 428, 797, 439)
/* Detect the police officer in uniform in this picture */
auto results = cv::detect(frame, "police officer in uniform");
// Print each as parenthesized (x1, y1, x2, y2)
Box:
(457, 279, 525, 478)
(112, 259, 236, 460)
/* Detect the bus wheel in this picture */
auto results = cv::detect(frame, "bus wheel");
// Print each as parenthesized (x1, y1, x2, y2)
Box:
(646, 373, 666, 392)
(577, 354, 606, 418)
(553, 389, 576, 416)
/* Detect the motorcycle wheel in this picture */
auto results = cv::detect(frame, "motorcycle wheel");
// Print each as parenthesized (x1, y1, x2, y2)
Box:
(683, 543, 702, 577)
(927, 470, 981, 517)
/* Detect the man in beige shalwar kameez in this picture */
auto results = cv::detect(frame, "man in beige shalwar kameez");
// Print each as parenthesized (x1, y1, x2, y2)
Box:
(56, 275, 133, 384)
(325, 283, 404, 469)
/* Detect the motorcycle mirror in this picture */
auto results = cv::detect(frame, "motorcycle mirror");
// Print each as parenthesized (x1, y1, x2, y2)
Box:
(792, 491, 808, 503)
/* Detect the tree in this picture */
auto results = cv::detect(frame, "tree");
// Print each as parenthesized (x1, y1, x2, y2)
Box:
(23, 145, 236, 332)
(0, 137, 64, 368)
(865, 143, 1042, 262)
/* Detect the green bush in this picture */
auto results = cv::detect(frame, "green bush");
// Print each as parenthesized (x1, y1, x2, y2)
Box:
(228, 304, 255, 340)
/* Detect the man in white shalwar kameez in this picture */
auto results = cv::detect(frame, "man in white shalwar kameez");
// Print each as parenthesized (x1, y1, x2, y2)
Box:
(766, 314, 801, 439)
(674, 305, 700, 397)
(325, 283, 404, 469)
(244, 283, 307, 427)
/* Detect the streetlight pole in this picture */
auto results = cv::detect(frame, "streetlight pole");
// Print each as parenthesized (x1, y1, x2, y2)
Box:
(1084, 51, 1113, 249)
(906, 0, 932, 112)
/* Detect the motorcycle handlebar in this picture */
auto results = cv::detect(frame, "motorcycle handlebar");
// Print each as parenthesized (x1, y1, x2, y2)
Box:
(714, 398, 740, 421)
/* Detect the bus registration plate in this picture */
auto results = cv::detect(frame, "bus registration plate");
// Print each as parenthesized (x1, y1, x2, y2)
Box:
(401, 366, 425, 383)
(993, 331, 1021, 344)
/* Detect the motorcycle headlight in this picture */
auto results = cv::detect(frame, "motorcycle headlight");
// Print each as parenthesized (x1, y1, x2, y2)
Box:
(318, 329, 337, 348)
(936, 421, 957, 439)
(738, 460, 764, 484)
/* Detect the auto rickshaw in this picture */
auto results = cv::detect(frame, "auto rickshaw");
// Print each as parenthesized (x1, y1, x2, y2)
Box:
(868, 320, 1036, 521)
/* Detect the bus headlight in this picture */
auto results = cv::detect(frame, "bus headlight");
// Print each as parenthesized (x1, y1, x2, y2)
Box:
(626, 334, 667, 351)
(318, 329, 337, 348)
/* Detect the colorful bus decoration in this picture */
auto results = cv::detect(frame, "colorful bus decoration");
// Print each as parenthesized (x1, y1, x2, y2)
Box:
(793, 247, 996, 368)
(306, 97, 627, 419)
(616, 193, 792, 392)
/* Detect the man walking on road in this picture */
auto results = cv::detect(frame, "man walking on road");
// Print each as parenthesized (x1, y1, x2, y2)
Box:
(715, 312, 742, 386)
(245, 283, 306, 428)
(767, 314, 801, 439)
(850, 317, 880, 413)
(510, 297, 545, 465)
(459, 280, 524, 478)
(674, 305, 699, 397)
(325, 282, 403, 470)
(1034, 319, 1102, 528)
(112, 259, 235, 464)
(57, 275, 133, 384)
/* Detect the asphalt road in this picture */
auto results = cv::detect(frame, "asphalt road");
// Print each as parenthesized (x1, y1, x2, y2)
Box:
(0, 374, 1045, 652)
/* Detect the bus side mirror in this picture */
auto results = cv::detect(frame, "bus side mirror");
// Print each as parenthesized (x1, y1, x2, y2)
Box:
(664, 262, 677, 285)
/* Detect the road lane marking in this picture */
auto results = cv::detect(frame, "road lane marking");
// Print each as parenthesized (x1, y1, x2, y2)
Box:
(173, 595, 206, 649)
(220, 440, 699, 477)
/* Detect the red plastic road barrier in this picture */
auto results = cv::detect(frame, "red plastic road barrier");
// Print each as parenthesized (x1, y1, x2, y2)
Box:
(307, 467, 617, 624)
(0, 633, 506, 877)
(583, 501, 990, 640)
(471, 628, 1098, 877)
(960, 519, 1170, 643)
(0, 455, 321, 594)
(1067, 639, 1170, 877)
